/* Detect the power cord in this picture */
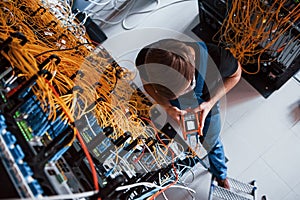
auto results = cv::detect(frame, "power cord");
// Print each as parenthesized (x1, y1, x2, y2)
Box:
(122, 0, 194, 30)
(8, 190, 98, 200)
(85, 0, 195, 30)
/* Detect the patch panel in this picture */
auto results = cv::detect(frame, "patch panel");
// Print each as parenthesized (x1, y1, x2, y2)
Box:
(28, 180, 44, 197)
(1, 105, 81, 197)
(0, 115, 7, 130)
(9, 93, 69, 146)
(2, 131, 17, 147)
(44, 162, 77, 195)
(57, 158, 87, 193)
(10, 144, 25, 162)
(0, 119, 42, 198)
(18, 162, 34, 179)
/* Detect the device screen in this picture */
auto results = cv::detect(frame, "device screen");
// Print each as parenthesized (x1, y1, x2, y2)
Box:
(186, 120, 196, 131)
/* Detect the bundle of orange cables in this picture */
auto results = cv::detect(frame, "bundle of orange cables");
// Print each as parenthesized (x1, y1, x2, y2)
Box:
(218, 0, 300, 74)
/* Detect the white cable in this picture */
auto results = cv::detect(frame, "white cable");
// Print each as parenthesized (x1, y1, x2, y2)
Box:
(87, 0, 112, 6)
(155, 144, 168, 165)
(175, 163, 196, 199)
(109, 150, 136, 176)
(122, 0, 195, 30)
(89, 0, 133, 18)
(87, 0, 193, 29)
(169, 141, 185, 158)
(112, 0, 134, 11)
(162, 190, 169, 200)
(179, 166, 195, 185)
(67, 0, 74, 9)
(159, 173, 169, 200)
(115, 181, 196, 193)
(121, 0, 160, 30)
(7, 76, 18, 86)
(171, 184, 196, 193)
(116, 181, 164, 191)
(85, 115, 97, 137)
(142, 140, 162, 168)
(177, 163, 192, 177)
(44, 0, 88, 39)
(91, 0, 136, 25)
(9, 190, 97, 200)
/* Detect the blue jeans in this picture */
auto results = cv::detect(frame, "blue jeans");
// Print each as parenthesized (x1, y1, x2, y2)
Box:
(202, 106, 227, 180)
(170, 98, 227, 180)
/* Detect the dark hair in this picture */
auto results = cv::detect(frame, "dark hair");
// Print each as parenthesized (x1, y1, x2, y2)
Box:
(136, 39, 195, 99)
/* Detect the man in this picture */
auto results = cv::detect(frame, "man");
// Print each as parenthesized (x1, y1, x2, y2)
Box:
(135, 39, 241, 189)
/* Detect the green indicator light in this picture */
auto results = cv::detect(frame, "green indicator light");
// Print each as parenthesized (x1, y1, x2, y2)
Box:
(16, 121, 33, 141)
(16, 121, 29, 141)
(14, 111, 21, 118)
(56, 174, 65, 184)
(1, 94, 7, 103)
(93, 149, 100, 157)
(82, 133, 90, 143)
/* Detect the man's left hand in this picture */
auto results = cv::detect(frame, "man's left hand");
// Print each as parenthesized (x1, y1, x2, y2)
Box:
(193, 101, 214, 133)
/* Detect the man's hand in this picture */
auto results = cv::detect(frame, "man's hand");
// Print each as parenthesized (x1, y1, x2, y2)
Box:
(164, 106, 187, 124)
(193, 101, 214, 132)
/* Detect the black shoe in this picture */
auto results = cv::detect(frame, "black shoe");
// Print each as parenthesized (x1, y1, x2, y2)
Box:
(216, 178, 230, 190)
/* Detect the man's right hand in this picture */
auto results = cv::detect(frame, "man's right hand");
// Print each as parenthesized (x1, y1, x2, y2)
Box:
(163, 105, 187, 124)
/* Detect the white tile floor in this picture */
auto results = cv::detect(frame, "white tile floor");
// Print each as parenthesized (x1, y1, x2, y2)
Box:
(223, 78, 300, 200)
(86, 0, 300, 199)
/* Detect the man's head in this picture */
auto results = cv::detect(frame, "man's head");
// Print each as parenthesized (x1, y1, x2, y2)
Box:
(136, 39, 196, 100)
